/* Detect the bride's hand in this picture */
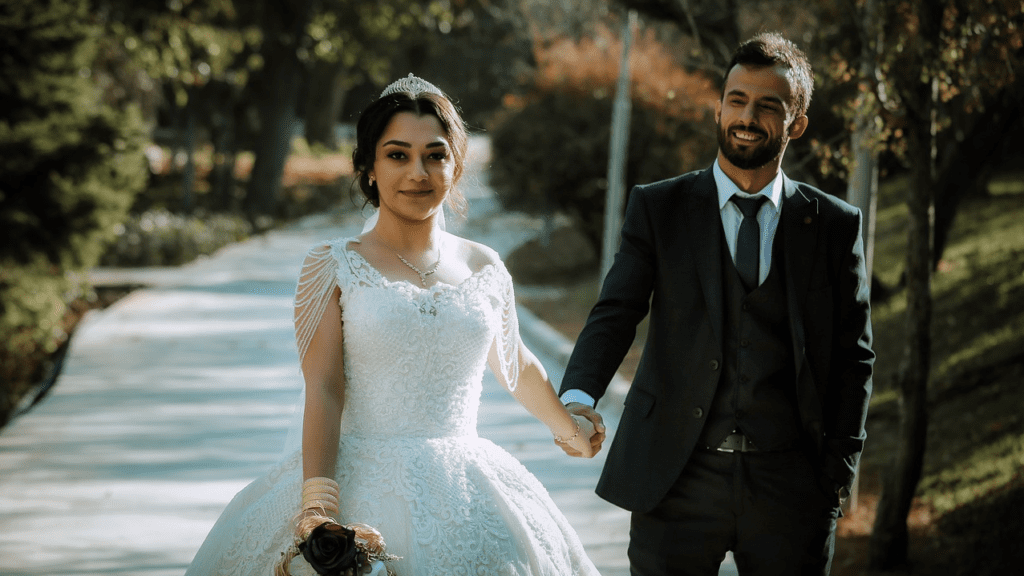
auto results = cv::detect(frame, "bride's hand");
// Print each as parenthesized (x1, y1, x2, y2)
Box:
(560, 414, 598, 458)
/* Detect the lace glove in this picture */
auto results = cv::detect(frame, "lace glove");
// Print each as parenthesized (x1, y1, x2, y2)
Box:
(298, 477, 340, 531)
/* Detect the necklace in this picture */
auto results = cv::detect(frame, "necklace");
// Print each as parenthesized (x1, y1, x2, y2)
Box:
(395, 249, 441, 287)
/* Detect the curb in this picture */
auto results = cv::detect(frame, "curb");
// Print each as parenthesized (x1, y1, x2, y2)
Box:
(515, 304, 630, 414)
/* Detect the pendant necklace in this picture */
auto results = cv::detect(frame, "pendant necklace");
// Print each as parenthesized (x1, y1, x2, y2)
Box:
(395, 249, 441, 287)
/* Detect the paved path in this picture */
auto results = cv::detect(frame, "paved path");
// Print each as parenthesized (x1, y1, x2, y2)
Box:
(0, 139, 736, 575)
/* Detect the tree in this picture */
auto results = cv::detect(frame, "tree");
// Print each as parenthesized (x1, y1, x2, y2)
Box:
(302, 1, 422, 150)
(845, 0, 881, 283)
(248, 0, 483, 219)
(866, 1, 1024, 568)
(0, 0, 148, 425)
(616, 0, 739, 72)
(488, 18, 719, 250)
(302, 0, 540, 150)
(242, 0, 317, 221)
(101, 0, 263, 212)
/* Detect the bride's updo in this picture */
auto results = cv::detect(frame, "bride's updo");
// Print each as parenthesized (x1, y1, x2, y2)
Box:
(351, 81, 469, 216)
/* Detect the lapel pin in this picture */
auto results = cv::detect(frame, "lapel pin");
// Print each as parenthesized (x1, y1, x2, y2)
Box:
(804, 216, 813, 225)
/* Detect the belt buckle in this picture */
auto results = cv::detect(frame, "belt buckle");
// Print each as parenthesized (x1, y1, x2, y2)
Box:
(715, 432, 755, 453)
(740, 434, 755, 452)
(715, 432, 738, 453)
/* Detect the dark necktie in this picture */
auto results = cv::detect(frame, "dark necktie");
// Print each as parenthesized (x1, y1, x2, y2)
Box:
(732, 194, 767, 291)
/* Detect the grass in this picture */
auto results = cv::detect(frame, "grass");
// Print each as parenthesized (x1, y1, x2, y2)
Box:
(517, 274, 649, 382)
(864, 171, 1024, 514)
(518, 170, 1024, 575)
(923, 431, 1024, 517)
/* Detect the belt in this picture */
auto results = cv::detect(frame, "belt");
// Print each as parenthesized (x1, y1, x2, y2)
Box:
(710, 431, 758, 453)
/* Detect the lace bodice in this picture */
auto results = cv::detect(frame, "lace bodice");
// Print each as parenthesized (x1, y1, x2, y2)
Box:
(294, 237, 521, 439)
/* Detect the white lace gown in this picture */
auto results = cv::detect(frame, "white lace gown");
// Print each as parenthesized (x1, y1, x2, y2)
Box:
(185, 238, 600, 576)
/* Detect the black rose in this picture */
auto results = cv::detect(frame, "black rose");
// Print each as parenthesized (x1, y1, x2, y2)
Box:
(298, 522, 360, 575)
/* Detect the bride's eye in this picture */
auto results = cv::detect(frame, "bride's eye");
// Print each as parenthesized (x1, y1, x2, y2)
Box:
(386, 151, 407, 160)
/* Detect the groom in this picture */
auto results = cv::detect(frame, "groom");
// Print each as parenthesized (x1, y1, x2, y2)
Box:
(557, 33, 874, 575)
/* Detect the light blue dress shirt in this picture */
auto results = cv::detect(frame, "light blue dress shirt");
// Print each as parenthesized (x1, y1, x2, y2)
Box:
(713, 159, 784, 285)
(560, 162, 786, 407)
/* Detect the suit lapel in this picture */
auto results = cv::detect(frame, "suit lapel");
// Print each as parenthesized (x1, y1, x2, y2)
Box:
(781, 175, 818, 375)
(684, 168, 725, 346)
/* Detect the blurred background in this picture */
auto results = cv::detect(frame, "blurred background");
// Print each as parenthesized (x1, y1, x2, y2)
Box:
(1, 0, 1022, 574)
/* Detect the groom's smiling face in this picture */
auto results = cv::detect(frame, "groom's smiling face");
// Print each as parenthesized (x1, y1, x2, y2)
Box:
(715, 63, 807, 170)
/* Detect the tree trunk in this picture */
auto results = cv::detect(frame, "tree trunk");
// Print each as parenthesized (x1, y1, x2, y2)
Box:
(180, 90, 197, 214)
(848, 122, 878, 279)
(602, 10, 636, 281)
(847, 0, 880, 282)
(868, 78, 936, 572)
(304, 59, 353, 150)
(244, 0, 316, 221)
(209, 100, 237, 212)
(844, 0, 881, 511)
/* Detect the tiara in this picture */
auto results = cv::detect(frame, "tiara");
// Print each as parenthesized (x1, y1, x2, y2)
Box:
(379, 73, 444, 99)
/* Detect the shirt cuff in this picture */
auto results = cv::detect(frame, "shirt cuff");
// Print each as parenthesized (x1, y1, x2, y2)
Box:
(560, 389, 596, 408)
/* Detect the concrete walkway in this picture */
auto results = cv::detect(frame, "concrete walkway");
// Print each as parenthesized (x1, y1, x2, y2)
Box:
(0, 139, 736, 575)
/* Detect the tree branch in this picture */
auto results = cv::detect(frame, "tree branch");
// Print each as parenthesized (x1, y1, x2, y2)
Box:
(675, 0, 702, 43)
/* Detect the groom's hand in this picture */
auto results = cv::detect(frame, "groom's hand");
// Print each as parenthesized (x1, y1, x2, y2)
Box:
(557, 403, 606, 457)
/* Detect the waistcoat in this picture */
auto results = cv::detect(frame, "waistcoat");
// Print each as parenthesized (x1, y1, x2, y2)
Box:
(698, 224, 803, 451)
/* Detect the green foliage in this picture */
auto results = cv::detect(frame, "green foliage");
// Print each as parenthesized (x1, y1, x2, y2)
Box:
(489, 88, 717, 249)
(864, 177, 1024, 566)
(0, 260, 75, 359)
(99, 209, 251, 267)
(0, 258, 77, 425)
(869, 178, 1024, 386)
(923, 431, 1024, 518)
(810, 0, 1024, 176)
(0, 0, 148, 268)
(105, 0, 260, 106)
(0, 0, 148, 424)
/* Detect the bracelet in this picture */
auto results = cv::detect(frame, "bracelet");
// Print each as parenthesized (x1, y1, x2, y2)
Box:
(302, 486, 338, 494)
(553, 417, 581, 445)
(302, 477, 339, 491)
(301, 489, 339, 500)
(302, 494, 338, 506)
(302, 479, 339, 497)
(301, 500, 339, 515)
(301, 477, 340, 515)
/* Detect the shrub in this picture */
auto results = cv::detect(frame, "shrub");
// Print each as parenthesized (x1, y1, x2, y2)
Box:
(0, 0, 148, 425)
(488, 25, 719, 251)
(99, 209, 252, 267)
(490, 88, 717, 250)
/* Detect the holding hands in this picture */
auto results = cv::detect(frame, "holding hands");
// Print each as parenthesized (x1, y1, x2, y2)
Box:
(555, 403, 606, 458)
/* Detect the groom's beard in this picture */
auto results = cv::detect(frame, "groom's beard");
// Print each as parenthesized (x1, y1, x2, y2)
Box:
(717, 122, 786, 170)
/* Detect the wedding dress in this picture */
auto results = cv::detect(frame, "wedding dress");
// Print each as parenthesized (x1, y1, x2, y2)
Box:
(185, 237, 600, 576)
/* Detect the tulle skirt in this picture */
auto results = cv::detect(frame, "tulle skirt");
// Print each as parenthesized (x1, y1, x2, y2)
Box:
(184, 435, 600, 576)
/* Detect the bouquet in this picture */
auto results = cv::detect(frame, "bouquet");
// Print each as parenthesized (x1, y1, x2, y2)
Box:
(276, 476, 398, 576)
(275, 516, 398, 576)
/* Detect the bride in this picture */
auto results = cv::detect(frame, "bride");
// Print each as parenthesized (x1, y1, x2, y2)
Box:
(184, 75, 604, 576)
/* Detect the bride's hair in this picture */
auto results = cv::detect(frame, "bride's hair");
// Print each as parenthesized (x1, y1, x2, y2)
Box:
(351, 89, 469, 217)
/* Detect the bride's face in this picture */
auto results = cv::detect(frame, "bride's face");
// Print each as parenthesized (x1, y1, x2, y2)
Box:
(370, 111, 454, 225)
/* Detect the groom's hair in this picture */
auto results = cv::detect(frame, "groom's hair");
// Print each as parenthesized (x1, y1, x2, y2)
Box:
(723, 32, 814, 118)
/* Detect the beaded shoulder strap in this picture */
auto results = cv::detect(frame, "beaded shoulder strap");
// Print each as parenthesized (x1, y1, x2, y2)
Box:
(491, 260, 521, 392)
(293, 240, 343, 365)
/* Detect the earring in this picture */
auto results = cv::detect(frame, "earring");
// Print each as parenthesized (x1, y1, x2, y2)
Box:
(368, 176, 375, 186)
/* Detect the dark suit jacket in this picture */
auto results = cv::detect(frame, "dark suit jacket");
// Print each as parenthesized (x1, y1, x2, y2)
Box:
(559, 166, 875, 513)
